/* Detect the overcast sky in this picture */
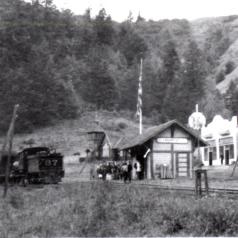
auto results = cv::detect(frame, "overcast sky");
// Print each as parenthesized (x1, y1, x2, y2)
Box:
(53, 0, 238, 22)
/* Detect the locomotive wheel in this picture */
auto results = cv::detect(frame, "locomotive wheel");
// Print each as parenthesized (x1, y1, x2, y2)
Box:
(20, 178, 29, 187)
(50, 176, 58, 184)
(44, 176, 58, 184)
(52, 176, 59, 184)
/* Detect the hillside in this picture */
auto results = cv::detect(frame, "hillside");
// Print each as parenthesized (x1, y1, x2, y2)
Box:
(191, 15, 238, 95)
(8, 110, 152, 156)
(2, 1, 238, 137)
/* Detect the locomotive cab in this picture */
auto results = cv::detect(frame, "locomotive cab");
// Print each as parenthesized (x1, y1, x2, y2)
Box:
(18, 147, 64, 184)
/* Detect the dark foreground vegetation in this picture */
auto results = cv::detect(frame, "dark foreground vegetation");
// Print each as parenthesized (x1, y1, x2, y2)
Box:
(1, 182, 238, 237)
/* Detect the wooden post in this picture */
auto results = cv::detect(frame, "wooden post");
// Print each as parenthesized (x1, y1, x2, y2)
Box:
(3, 104, 19, 198)
(195, 170, 198, 197)
(195, 169, 209, 198)
(197, 171, 202, 198)
(195, 169, 202, 198)
(231, 156, 238, 177)
(204, 170, 209, 196)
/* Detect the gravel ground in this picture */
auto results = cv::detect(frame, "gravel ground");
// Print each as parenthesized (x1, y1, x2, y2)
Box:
(64, 162, 238, 190)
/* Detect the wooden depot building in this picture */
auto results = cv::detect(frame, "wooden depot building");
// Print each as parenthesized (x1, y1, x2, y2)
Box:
(121, 120, 207, 179)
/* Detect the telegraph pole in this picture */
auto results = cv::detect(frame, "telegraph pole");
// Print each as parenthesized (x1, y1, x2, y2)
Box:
(3, 104, 19, 198)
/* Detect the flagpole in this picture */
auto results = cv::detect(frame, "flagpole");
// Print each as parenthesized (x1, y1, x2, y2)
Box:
(139, 58, 143, 135)
(139, 110, 142, 135)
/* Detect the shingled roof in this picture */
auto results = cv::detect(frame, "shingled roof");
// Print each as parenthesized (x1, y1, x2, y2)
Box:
(112, 136, 130, 150)
(121, 120, 207, 150)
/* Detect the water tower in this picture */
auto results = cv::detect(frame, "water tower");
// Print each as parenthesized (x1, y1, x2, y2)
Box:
(87, 119, 105, 160)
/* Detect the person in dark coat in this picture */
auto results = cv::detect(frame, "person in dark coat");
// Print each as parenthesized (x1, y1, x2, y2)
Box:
(127, 161, 132, 182)
(220, 155, 224, 165)
(121, 162, 128, 183)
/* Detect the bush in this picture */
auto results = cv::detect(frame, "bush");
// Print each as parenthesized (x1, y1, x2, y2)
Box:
(103, 118, 128, 131)
(2, 183, 238, 237)
(216, 70, 225, 84)
(190, 198, 238, 236)
(79, 157, 85, 163)
(225, 61, 235, 75)
(117, 120, 128, 130)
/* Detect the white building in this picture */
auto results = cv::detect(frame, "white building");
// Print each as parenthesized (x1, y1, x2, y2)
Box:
(201, 115, 238, 166)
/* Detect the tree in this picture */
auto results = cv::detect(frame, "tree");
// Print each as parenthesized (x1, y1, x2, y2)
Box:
(118, 21, 147, 66)
(136, 13, 145, 23)
(154, 35, 181, 119)
(175, 40, 207, 122)
(118, 64, 139, 110)
(80, 57, 118, 110)
(93, 8, 115, 46)
(0, 0, 78, 132)
(226, 81, 238, 115)
(204, 24, 231, 68)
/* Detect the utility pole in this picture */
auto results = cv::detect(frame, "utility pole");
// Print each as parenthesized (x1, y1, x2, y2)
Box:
(3, 104, 19, 198)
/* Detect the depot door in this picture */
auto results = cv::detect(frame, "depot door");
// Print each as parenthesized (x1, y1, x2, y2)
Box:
(176, 153, 189, 177)
(209, 151, 213, 166)
(225, 149, 230, 165)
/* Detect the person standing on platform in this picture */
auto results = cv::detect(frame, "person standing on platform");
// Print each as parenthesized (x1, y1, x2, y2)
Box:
(127, 161, 132, 183)
(220, 155, 224, 165)
(121, 162, 128, 183)
(135, 161, 141, 180)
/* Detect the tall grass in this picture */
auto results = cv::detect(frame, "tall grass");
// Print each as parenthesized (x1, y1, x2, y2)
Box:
(1, 182, 238, 237)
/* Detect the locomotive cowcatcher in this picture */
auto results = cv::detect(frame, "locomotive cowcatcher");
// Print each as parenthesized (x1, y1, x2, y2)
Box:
(0, 147, 64, 184)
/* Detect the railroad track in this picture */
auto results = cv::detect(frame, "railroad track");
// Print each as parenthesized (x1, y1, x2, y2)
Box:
(63, 178, 238, 198)
(106, 180, 238, 199)
(7, 178, 238, 199)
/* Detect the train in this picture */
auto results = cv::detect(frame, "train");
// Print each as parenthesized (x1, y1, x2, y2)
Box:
(0, 146, 64, 185)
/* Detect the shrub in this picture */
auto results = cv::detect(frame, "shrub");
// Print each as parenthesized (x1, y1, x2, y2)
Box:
(225, 61, 235, 75)
(216, 70, 225, 84)
(3, 182, 238, 237)
(117, 120, 128, 130)
(79, 157, 85, 163)
(103, 118, 128, 131)
(189, 198, 238, 236)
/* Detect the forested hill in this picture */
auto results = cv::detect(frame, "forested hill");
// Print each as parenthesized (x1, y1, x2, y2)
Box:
(0, 0, 237, 134)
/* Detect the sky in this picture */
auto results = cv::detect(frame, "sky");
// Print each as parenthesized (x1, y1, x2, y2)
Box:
(52, 0, 238, 22)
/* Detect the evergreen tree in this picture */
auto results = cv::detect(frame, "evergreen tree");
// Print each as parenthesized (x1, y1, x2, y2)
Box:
(142, 55, 161, 116)
(0, 0, 229, 132)
(118, 64, 139, 110)
(226, 81, 238, 116)
(93, 8, 115, 46)
(80, 56, 118, 110)
(204, 25, 231, 68)
(154, 35, 181, 119)
(0, 0, 77, 132)
(118, 21, 147, 66)
(176, 40, 207, 122)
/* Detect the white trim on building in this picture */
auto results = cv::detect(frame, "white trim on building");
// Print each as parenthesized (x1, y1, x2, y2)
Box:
(201, 115, 238, 166)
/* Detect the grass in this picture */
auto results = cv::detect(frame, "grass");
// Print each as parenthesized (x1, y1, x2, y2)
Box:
(3, 109, 238, 237)
(64, 161, 238, 190)
(2, 110, 149, 157)
(1, 181, 238, 237)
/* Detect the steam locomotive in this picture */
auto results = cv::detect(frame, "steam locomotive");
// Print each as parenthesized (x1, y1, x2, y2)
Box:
(0, 147, 64, 184)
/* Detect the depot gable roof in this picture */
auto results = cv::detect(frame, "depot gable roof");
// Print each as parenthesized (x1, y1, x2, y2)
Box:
(121, 120, 207, 150)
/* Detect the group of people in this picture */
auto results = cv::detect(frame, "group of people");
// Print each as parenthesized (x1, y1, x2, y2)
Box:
(95, 160, 142, 183)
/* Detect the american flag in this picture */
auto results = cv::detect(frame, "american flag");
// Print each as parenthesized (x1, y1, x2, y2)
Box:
(136, 59, 143, 118)
(136, 59, 143, 134)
